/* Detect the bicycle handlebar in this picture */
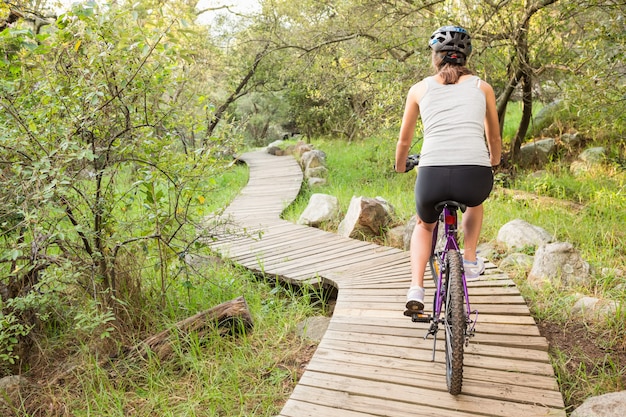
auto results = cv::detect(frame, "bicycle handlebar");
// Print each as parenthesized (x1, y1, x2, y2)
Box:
(396, 154, 420, 172)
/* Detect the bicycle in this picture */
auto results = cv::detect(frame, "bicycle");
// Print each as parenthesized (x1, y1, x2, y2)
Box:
(399, 154, 478, 395)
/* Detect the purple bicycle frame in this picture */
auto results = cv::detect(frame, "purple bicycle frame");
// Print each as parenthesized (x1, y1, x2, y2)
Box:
(431, 205, 475, 324)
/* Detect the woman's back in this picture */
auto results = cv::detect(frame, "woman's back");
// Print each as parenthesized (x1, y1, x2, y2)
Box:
(418, 75, 490, 167)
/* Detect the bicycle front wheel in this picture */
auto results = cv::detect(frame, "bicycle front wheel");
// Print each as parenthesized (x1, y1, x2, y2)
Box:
(444, 249, 466, 395)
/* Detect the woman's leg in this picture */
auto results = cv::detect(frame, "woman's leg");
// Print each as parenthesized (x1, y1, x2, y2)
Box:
(461, 204, 483, 262)
(406, 216, 436, 311)
(410, 217, 437, 288)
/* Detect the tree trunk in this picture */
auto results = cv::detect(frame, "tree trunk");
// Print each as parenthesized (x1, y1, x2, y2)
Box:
(497, 67, 524, 133)
(510, 13, 533, 162)
(206, 46, 269, 138)
(126, 296, 253, 362)
(511, 71, 533, 160)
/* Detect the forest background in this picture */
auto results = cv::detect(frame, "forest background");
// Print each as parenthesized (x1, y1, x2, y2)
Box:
(0, 0, 624, 415)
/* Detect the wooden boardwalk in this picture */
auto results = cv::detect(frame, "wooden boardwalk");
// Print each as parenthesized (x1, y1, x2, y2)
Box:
(209, 150, 566, 417)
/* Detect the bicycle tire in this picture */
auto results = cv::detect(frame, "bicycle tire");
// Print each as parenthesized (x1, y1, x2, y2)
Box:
(444, 249, 466, 395)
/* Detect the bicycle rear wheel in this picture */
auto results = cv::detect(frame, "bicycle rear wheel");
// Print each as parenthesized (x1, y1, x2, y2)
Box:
(444, 249, 466, 395)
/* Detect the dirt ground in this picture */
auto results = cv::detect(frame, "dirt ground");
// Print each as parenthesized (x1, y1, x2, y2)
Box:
(538, 319, 626, 412)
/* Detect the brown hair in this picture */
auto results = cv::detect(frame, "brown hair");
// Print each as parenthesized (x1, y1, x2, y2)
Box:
(432, 51, 473, 85)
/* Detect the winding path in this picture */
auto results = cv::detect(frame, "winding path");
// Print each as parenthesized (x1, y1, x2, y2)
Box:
(209, 150, 566, 417)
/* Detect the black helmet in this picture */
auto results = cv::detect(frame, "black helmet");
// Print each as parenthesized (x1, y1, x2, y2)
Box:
(429, 26, 472, 58)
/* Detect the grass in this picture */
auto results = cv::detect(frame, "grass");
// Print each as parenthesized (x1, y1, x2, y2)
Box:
(25, 264, 321, 417)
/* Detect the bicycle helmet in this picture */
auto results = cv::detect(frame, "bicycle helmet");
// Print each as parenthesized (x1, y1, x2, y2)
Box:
(429, 26, 472, 59)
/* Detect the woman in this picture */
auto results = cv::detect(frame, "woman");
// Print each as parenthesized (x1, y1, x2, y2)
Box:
(395, 26, 502, 313)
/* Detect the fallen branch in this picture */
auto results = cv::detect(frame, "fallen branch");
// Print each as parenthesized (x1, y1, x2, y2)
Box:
(127, 296, 254, 362)
(46, 297, 254, 386)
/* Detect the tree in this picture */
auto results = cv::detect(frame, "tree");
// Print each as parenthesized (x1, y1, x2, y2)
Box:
(0, 0, 237, 371)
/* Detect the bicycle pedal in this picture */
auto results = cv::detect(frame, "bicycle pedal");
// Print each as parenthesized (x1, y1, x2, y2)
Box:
(404, 310, 431, 323)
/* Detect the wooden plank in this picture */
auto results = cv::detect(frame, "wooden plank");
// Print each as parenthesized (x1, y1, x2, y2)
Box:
(283, 385, 478, 417)
(245, 237, 383, 265)
(295, 371, 565, 417)
(326, 321, 548, 351)
(311, 347, 558, 390)
(317, 338, 556, 376)
(306, 357, 564, 408)
(328, 315, 542, 337)
(320, 329, 550, 363)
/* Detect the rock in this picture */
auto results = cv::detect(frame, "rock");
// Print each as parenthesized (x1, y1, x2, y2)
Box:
(499, 252, 535, 271)
(533, 99, 563, 133)
(0, 375, 31, 410)
(374, 196, 395, 217)
(571, 390, 626, 417)
(0, 375, 29, 393)
(267, 139, 285, 149)
(402, 216, 417, 251)
(572, 296, 620, 321)
(497, 219, 554, 250)
(528, 242, 591, 288)
(579, 147, 606, 164)
(305, 165, 328, 179)
(301, 150, 327, 171)
(296, 316, 331, 342)
(338, 196, 393, 239)
(307, 177, 327, 187)
(266, 146, 284, 156)
(560, 132, 583, 147)
(297, 194, 340, 227)
(570, 160, 590, 176)
(385, 225, 405, 249)
(519, 138, 556, 166)
(293, 141, 314, 157)
(477, 242, 498, 261)
(571, 147, 607, 175)
(572, 296, 600, 314)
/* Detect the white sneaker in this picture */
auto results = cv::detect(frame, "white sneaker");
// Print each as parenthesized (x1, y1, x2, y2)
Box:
(463, 258, 485, 281)
(406, 286, 425, 312)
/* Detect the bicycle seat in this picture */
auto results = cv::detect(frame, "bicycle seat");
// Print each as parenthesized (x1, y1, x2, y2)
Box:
(435, 200, 467, 213)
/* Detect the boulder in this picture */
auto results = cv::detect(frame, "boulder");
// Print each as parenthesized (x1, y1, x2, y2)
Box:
(402, 216, 417, 251)
(571, 390, 626, 417)
(499, 252, 535, 271)
(293, 141, 314, 157)
(307, 177, 327, 187)
(297, 193, 340, 227)
(571, 146, 607, 175)
(519, 138, 556, 166)
(572, 296, 620, 321)
(266, 146, 284, 156)
(385, 225, 406, 249)
(267, 139, 285, 149)
(305, 165, 328, 179)
(301, 150, 327, 171)
(528, 242, 591, 288)
(497, 219, 554, 250)
(579, 147, 606, 164)
(338, 196, 393, 239)
(296, 316, 331, 342)
(560, 132, 583, 147)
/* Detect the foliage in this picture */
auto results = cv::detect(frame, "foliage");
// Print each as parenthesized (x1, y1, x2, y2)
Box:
(218, 0, 625, 150)
(0, 0, 244, 371)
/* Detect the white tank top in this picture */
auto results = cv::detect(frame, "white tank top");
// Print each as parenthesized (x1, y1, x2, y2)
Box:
(417, 76, 491, 167)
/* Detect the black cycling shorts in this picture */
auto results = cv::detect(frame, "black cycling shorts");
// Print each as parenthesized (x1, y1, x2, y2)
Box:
(414, 165, 494, 223)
